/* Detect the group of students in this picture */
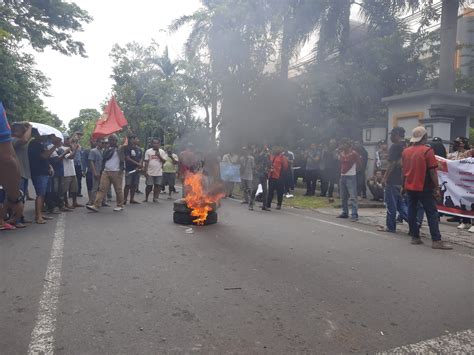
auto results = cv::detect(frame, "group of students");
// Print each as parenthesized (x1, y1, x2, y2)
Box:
(0, 119, 181, 230)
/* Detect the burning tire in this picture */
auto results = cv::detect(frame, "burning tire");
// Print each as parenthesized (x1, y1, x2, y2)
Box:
(173, 211, 218, 225)
(173, 199, 218, 213)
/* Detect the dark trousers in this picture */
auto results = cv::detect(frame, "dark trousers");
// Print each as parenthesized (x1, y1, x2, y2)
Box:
(46, 176, 64, 211)
(356, 170, 367, 198)
(319, 169, 328, 196)
(250, 176, 268, 208)
(305, 169, 317, 195)
(407, 190, 441, 241)
(75, 164, 83, 194)
(267, 178, 283, 207)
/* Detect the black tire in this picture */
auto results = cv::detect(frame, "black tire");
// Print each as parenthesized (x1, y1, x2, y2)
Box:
(173, 211, 218, 225)
(173, 199, 192, 213)
(173, 199, 218, 213)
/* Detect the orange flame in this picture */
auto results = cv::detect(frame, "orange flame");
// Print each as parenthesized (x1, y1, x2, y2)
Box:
(184, 172, 225, 225)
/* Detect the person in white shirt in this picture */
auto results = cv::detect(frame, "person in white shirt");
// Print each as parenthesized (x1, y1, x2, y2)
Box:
(63, 135, 83, 209)
(86, 134, 125, 212)
(143, 138, 166, 202)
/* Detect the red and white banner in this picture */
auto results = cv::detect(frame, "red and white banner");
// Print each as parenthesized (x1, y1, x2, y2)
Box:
(436, 156, 474, 218)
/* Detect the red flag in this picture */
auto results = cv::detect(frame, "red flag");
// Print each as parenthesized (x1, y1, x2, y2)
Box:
(92, 96, 128, 139)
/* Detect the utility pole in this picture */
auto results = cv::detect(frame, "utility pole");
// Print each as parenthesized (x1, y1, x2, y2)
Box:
(438, 0, 460, 92)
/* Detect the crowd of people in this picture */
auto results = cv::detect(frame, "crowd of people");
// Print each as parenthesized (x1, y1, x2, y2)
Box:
(0, 103, 472, 251)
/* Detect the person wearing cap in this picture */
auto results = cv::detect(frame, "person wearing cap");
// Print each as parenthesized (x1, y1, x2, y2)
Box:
(379, 127, 408, 232)
(401, 126, 452, 249)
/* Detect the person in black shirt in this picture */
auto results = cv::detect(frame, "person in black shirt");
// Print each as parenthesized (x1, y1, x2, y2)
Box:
(379, 127, 408, 232)
(123, 135, 143, 204)
(28, 135, 60, 224)
(353, 141, 368, 199)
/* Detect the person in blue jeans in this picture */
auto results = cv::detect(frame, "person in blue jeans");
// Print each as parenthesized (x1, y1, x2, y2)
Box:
(380, 127, 408, 232)
(402, 127, 452, 250)
(337, 139, 361, 221)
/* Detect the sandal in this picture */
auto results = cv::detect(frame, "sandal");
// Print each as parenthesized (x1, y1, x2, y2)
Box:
(42, 216, 54, 220)
(35, 219, 47, 224)
(0, 223, 16, 231)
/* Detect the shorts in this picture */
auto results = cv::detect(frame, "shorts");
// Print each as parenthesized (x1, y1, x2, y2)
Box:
(146, 176, 163, 186)
(32, 175, 50, 197)
(125, 172, 140, 186)
(162, 172, 176, 187)
(63, 176, 78, 194)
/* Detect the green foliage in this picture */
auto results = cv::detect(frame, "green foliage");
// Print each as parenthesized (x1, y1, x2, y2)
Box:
(68, 108, 100, 133)
(109, 42, 204, 146)
(0, 0, 92, 56)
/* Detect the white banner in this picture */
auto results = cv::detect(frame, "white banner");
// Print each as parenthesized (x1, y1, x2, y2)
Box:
(436, 156, 474, 219)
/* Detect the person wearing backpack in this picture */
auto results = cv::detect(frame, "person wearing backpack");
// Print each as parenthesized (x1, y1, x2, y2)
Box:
(86, 134, 125, 212)
(337, 139, 361, 221)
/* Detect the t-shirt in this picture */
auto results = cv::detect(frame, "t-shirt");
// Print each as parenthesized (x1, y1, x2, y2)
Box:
(104, 150, 121, 172)
(0, 102, 11, 143)
(240, 155, 255, 181)
(28, 139, 49, 177)
(88, 148, 103, 174)
(144, 148, 166, 176)
(402, 145, 438, 192)
(163, 153, 179, 173)
(12, 138, 31, 179)
(340, 150, 360, 176)
(73, 146, 82, 166)
(124, 146, 143, 171)
(386, 142, 405, 185)
(306, 149, 320, 170)
(48, 145, 64, 177)
(63, 151, 76, 177)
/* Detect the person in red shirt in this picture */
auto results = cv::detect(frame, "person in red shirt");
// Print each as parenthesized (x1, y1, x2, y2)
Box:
(266, 146, 289, 210)
(402, 126, 452, 249)
(337, 139, 361, 221)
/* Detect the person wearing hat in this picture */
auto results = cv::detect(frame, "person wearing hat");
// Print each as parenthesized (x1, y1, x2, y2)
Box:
(379, 126, 407, 232)
(401, 126, 452, 249)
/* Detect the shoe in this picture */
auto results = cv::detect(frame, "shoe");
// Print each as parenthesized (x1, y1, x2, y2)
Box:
(130, 200, 141, 204)
(350, 216, 359, 222)
(73, 203, 84, 208)
(113, 207, 124, 212)
(136, 190, 143, 194)
(276, 205, 282, 210)
(337, 214, 349, 219)
(457, 223, 471, 230)
(377, 226, 395, 233)
(86, 205, 99, 212)
(319, 194, 326, 197)
(102, 202, 111, 207)
(77, 194, 83, 197)
(261, 207, 270, 211)
(285, 194, 294, 198)
(411, 238, 423, 245)
(14, 222, 26, 229)
(167, 196, 173, 200)
(432, 241, 453, 250)
(248, 206, 254, 211)
(0, 223, 16, 231)
(446, 217, 459, 222)
(469, 226, 474, 233)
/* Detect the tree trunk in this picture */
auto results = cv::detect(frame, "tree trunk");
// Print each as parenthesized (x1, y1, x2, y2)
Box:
(211, 81, 218, 141)
(204, 104, 210, 129)
(439, 0, 459, 92)
(280, 14, 291, 80)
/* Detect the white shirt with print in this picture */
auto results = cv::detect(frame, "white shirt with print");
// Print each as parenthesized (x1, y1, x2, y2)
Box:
(144, 148, 166, 176)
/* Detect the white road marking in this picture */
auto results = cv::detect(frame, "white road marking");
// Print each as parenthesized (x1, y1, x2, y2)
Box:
(379, 328, 473, 354)
(28, 214, 66, 355)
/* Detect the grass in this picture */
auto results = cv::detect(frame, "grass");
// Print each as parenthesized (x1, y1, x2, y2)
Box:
(232, 182, 335, 210)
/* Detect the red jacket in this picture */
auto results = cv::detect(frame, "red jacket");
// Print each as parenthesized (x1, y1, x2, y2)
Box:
(269, 154, 289, 179)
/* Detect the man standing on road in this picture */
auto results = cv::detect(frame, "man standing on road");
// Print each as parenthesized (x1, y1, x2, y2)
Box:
(87, 138, 105, 206)
(267, 146, 288, 210)
(73, 132, 84, 197)
(28, 135, 60, 224)
(143, 138, 166, 203)
(86, 134, 125, 212)
(239, 147, 255, 204)
(337, 139, 361, 222)
(379, 127, 408, 233)
(249, 146, 271, 211)
(123, 135, 142, 205)
(354, 141, 368, 200)
(304, 143, 319, 196)
(162, 145, 179, 199)
(63, 136, 83, 209)
(402, 126, 452, 249)
(0, 102, 24, 226)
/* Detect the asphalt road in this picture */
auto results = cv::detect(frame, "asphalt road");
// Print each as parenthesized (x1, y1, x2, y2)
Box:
(1, 193, 472, 354)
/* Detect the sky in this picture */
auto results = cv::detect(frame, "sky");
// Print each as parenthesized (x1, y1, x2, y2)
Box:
(34, 0, 201, 125)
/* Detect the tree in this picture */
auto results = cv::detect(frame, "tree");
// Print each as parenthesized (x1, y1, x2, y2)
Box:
(68, 108, 100, 134)
(0, 0, 92, 56)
